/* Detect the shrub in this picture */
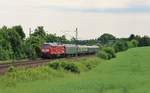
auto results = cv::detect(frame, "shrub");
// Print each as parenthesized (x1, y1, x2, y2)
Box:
(113, 40, 128, 52)
(8, 66, 17, 72)
(127, 41, 134, 48)
(131, 39, 139, 47)
(97, 51, 109, 60)
(127, 39, 139, 48)
(49, 61, 80, 73)
(4, 66, 65, 84)
(62, 62, 80, 73)
(97, 46, 116, 60)
(49, 62, 60, 69)
(102, 47, 116, 58)
(0, 49, 11, 61)
(81, 59, 99, 70)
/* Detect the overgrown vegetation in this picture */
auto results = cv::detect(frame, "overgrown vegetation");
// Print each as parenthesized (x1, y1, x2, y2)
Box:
(0, 57, 101, 87)
(0, 25, 150, 61)
(0, 26, 69, 60)
(49, 61, 81, 73)
(97, 34, 140, 60)
(97, 47, 116, 60)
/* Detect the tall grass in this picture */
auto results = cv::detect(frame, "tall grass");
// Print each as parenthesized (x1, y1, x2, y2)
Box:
(0, 57, 102, 87)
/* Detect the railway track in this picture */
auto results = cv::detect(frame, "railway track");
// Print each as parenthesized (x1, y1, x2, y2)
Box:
(0, 59, 52, 74)
(0, 55, 95, 74)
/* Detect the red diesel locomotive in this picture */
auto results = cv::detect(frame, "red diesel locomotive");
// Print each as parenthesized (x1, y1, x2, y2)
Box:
(41, 43, 65, 58)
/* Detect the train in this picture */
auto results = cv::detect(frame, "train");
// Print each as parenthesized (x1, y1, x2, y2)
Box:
(41, 43, 99, 58)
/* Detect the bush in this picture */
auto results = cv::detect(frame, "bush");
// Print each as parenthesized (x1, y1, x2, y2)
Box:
(81, 59, 100, 70)
(102, 47, 116, 58)
(97, 51, 109, 60)
(127, 41, 134, 48)
(127, 39, 139, 48)
(48, 62, 60, 69)
(8, 66, 17, 72)
(113, 40, 128, 52)
(97, 46, 116, 60)
(61, 62, 80, 73)
(131, 39, 139, 47)
(0, 49, 12, 60)
(49, 61, 80, 73)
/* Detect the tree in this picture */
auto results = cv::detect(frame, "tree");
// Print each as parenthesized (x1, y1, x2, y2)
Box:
(98, 33, 116, 44)
(25, 36, 45, 59)
(113, 40, 128, 52)
(131, 39, 139, 47)
(12, 25, 25, 40)
(32, 26, 46, 39)
(139, 36, 150, 46)
(129, 34, 135, 41)
(46, 34, 58, 43)
(0, 26, 25, 60)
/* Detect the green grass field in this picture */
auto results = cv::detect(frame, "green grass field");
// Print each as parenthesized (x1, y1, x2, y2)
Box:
(0, 47, 150, 93)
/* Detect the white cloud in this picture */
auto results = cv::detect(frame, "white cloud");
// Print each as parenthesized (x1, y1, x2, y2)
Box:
(1, 0, 150, 8)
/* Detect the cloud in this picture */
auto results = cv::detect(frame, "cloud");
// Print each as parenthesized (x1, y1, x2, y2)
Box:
(46, 0, 150, 13)
(0, 0, 150, 13)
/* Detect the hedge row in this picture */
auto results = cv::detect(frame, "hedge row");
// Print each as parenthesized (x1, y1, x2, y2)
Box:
(97, 39, 139, 60)
(48, 58, 100, 73)
(97, 47, 116, 60)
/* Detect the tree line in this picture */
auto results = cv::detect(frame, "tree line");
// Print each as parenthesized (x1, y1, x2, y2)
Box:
(0, 25, 150, 61)
(96, 33, 150, 60)
(0, 26, 70, 61)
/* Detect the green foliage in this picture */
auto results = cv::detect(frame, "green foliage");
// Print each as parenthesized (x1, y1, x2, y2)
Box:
(80, 58, 100, 70)
(0, 48, 12, 60)
(97, 46, 116, 60)
(31, 26, 46, 39)
(1, 66, 66, 87)
(0, 25, 72, 61)
(126, 41, 134, 48)
(131, 39, 139, 47)
(0, 25, 150, 62)
(0, 47, 150, 93)
(0, 26, 25, 60)
(49, 61, 80, 73)
(128, 34, 136, 41)
(98, 33, 116, 44)
(128, 34, 150, 47)
(126, 40, 138, 48)
(97, 51, 109, 60)
(8, 66, 17, 72)
(46, 34, 69, 44)
(113, 40, 128, 53)
(139, 36, 150, 46)
(12, 25, 25, 40)
(0, 57, 101, 88)
(102, 47, 116, 58)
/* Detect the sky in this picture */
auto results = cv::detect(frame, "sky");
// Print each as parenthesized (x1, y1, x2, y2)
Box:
(0, 0, 150, 39)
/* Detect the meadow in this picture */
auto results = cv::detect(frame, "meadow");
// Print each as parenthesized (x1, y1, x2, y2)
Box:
(0, 47, 150, 93)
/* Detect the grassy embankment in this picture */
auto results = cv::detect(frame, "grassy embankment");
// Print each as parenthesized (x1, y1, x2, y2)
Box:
(0, 47, 150, 93)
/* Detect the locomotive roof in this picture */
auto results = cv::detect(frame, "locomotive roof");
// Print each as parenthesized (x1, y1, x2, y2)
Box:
(43, 43, 64, 46)
(43, 43, 99, 48)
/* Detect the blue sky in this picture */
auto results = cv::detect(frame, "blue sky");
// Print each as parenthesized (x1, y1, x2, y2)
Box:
(0, 0, 150, 39)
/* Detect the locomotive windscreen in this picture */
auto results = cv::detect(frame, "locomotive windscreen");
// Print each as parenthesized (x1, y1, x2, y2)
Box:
(42, 44, 50, 48)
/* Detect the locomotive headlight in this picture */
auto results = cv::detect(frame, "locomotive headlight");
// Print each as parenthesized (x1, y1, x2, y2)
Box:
(42, 49, 49, 52)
